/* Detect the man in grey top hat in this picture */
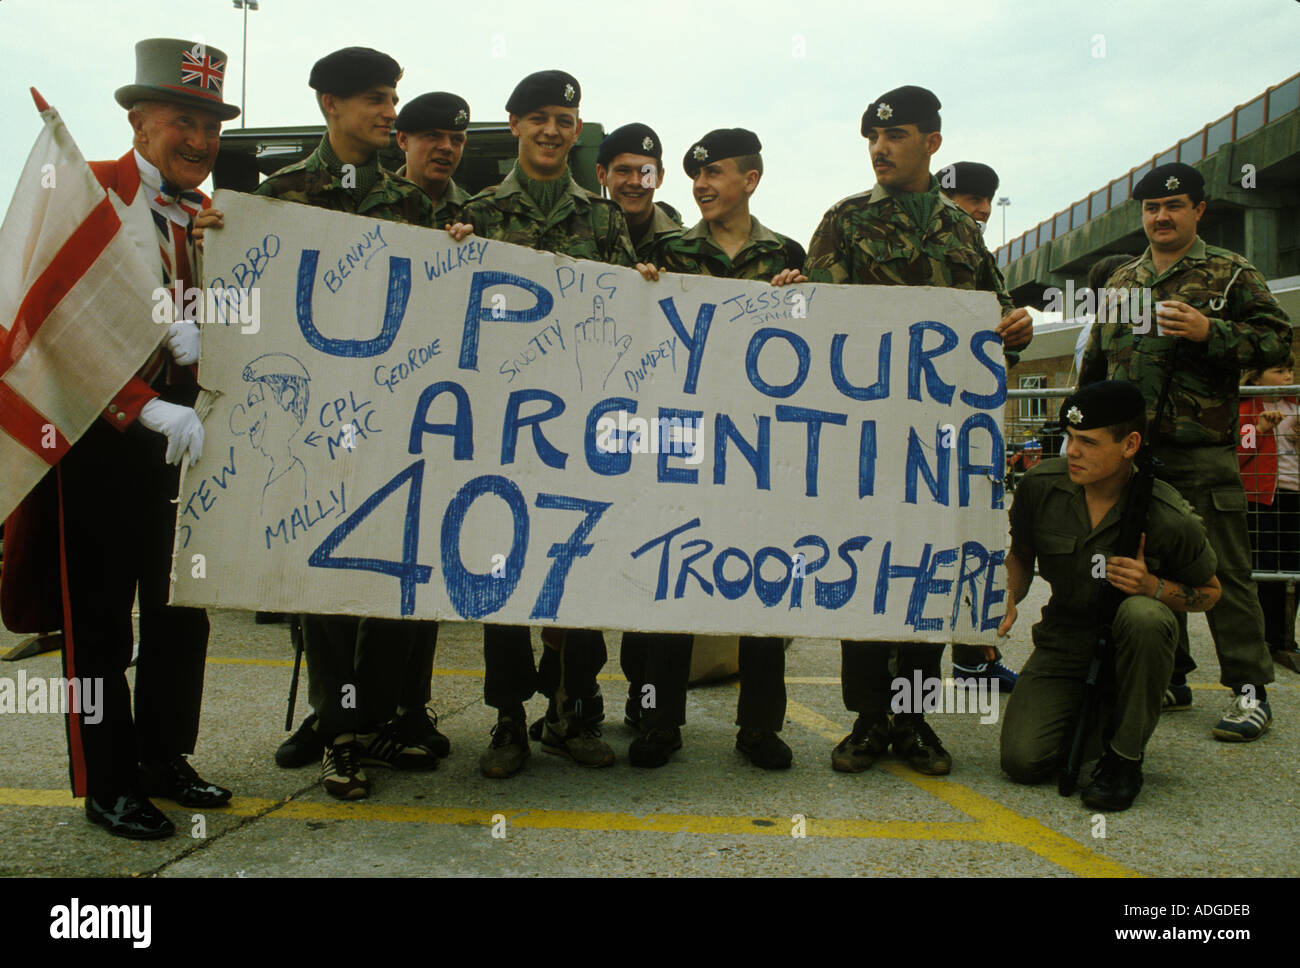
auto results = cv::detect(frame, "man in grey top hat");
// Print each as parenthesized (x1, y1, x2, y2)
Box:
(0, 37, 237, 840)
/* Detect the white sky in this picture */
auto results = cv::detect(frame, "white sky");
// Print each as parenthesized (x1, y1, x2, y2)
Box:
(1, 0, 1296, 250)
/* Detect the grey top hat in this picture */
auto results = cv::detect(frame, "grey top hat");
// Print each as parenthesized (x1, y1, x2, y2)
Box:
(115, 37, 240, 120)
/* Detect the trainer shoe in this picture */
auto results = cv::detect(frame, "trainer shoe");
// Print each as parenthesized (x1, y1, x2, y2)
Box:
(321, 736, 370, 799)
(891, 717, 952, 775)
(1082, 750, 1143, 811)
(628, 727, 683, 768)
(396, 706, 450, 759)
(831, 716, 892, 773)
(541, 714, 616, 768)
(531, 692, 605, 741)
(479, 717, 531, 778)
(736, 729, 793, 770)
(953, 660, 1018, 693)
(359, 720, 438, 771)
(275, 713, 324, 768)
(1161, 681, 1193, 712)
(1212, 693, 1271, 742)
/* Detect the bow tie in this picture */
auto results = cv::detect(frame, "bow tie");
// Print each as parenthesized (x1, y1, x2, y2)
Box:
(154, 181, 205, 217)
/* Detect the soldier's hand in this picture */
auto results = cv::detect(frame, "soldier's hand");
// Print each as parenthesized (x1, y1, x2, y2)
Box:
(191, 208, 223, 250)
(997, 599, 1017, 638)
(1155, 300, 1210, 341)
(770, 268, 807, 287)
(996, 307, 1033, 350)
(446, 222, 474, 242)
(636, 262, 660, 282)
(1106, 533, 1156, 597)
(1259, 409, 1284, 433)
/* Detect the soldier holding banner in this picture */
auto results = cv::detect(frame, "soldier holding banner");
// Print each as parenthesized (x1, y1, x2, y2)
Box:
(394, 91, 473, 228)
(461, 70, 636, 778)
(636, 127, 807, 770)
(805, 85, 1030, 777)
(250, 47, 447, 800)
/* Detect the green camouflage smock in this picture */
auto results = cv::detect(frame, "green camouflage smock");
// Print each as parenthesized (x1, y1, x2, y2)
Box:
(630, 201, 684, 264)
(255, 136, 433, 225)
(395, 167, 470, 226)
(462, 165, 636, 265)
(656, 215, 805, 281)
(804, 184, 1015, 315)
(1078, 237, 1292, 447)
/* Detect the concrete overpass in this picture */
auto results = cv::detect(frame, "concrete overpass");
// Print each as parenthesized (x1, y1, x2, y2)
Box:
(997, 71, 1300, 312)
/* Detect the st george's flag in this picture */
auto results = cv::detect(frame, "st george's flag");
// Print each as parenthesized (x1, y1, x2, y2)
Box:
(0, 89, 165, 521)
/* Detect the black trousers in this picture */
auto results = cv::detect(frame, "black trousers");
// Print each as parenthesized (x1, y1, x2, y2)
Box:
(737, 636, 787, 732)
(620, 632, 693, 729)
(301, 615, 437, 738)
(841, 641, 944, 720)
(483, 624, 606, 712)
(1249, 490, 1300, 650)
(58, 416, 209, 799)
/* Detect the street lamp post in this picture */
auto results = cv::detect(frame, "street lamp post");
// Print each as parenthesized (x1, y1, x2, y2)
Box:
(232, 0, 259, 127)
(997, 196, 1010, 247)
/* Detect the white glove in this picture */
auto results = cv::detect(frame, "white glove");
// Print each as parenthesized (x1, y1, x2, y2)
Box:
(139, 399, 204, 467)
(166, 320, 200, 366)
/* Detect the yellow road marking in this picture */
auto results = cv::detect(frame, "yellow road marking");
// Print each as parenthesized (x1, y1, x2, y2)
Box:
(0, 787, 992, 842)
(782, 698, 1140, 878)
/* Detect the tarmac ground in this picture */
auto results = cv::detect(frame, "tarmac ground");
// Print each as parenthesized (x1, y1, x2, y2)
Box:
(1, 576, 1297, 879)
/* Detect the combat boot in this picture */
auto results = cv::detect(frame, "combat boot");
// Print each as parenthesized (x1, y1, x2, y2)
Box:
(1081, 750, 1143, 811)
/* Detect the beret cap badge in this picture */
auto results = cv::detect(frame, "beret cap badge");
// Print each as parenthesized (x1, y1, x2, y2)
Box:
(1165, 176, 1180, 191)
(642, 136, 655, 151)
(563, 83, 575, 102)
(1067, 406, 1084, 426)
(876, 102, 893, 120)
(692, 145, 708, 161)
(455, 108, 468, 125)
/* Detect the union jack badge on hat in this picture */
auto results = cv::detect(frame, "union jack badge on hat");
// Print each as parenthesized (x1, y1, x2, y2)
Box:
(115, 37, 240, 120)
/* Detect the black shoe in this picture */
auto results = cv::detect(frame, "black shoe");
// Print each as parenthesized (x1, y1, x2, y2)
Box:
(528, 715, 546, 742)
(140, 755, 232, 808)
(736, 728, 793, 770)
(254, 611, 288, 624)
(1081, 750, 1143, 811)
(85, 794, 175, 840)
(628, 727, 683, 768)
(396, 707, 450, 759)
(275, 713, 324, 768)
(891, 717, 952, 775)
(831, 716, 892, 773)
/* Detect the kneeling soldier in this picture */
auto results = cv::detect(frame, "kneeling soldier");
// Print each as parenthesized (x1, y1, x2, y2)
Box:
(999, 381, 1222, 811)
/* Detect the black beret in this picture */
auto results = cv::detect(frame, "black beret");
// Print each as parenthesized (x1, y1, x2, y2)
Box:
(597, 123, 664, 168)
(683, 128, 761, 177)
(1132, 162, 1205, 203)
(1060, 381, 1147, 432)
(861, 85, 941, 135)
(309, 47, 402, 96)
(395, 92, 470, 133)
(939, 161, 999, 199)
(506, 70, 580, 115)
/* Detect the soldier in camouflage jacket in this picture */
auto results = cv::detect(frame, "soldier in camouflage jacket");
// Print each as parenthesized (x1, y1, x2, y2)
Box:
(1079, 162, 1291, 738)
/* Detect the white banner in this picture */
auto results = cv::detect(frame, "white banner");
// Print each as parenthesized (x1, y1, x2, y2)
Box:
(172, 190, 1009, 644)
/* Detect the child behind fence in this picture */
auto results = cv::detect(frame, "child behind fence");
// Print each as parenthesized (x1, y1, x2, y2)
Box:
(1237, 357, 1300, 671)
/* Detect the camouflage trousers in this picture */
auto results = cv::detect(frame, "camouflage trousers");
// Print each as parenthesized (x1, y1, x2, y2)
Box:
(1152, 444, 1275, 689)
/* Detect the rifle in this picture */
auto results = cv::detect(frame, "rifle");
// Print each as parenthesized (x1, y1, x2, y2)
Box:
(285, 614, 304, 731)
(1058, 324, 1180, 796)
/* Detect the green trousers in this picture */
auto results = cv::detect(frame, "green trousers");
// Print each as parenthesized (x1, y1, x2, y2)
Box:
(1000, 596, 1176, 783)
(1152, 444, 1274, 689)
